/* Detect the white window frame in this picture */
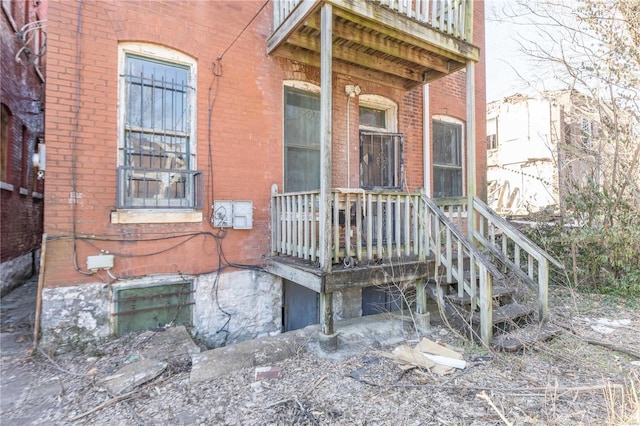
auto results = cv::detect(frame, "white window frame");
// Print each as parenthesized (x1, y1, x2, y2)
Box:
(432, 115, 466, 198)
(112, 43, 201, 224)
(358, 94, 397, 132)
(358, 95, 402, 189)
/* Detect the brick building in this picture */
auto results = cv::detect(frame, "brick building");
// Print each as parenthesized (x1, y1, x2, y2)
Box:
(40, 0, 489, 348)
(1, 0, 46, 295)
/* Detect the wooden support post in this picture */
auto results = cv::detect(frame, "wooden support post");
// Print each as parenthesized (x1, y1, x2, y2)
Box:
(466, 61, 476, 241)
(320, 292, 334, 335)
(271, 184, 278, 256)
(33, 233, 47, 349)
(479, 266, 493, 347)
(416, 279, 428, 315)
(538, 260, 549, 322)
(319, 3, 333, 272)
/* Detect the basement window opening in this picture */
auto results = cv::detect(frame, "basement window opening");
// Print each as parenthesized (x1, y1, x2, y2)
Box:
(113, 281, 194, 335)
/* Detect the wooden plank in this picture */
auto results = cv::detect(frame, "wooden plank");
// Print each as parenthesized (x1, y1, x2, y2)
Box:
(319, 3, 333, 272)
(271, 185, 278, 256)
(304, 15, 453, 74)
(287, 31, 425, 83)
(272, 44, 414, 90)
(356, 194, 363, 260)
(311, 193, 317, 261)
(267, 0, 319, 54)
(366, 193, 373, 260)
(330, 2, 479, 62)
(479, 267, 492, 346)
(265, 259, 323, 293)
(320, 292, 334, 335)
(538, 260, 549, 322)
(33, 233, 47, 349)
(466, 61, 476, 241)
(322, 259, 434, 292)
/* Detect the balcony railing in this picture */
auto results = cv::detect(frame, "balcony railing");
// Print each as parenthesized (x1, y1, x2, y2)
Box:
(273, 0, 473, 42)
(116, 165, 203, 209)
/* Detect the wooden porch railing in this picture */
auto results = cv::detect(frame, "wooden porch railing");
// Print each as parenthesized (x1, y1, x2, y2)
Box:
(471, 197, 564, 323)
(273, 0, 473, 41)
(270, 185, 425, 265)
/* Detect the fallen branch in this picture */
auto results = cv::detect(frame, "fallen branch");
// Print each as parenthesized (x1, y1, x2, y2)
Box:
(388, 382, 624, 395)
(69, 372, 174, 422)
(69, 390, 138, 422)
(581, 337, 640, 360)
(554, 322, 640, 359)
(477, 391, 513, 426)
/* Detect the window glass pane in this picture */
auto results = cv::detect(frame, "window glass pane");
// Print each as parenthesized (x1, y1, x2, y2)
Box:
(359, 106, 386, 128)
(433, 120, 461, 166)
(285, 147, 320, 193)
(125, 55, 189, 135)
(433, 120, 463, 197)
(433, 167, 463, 198)
(284, 87, 320, 192)
(120, 52, 195, 208)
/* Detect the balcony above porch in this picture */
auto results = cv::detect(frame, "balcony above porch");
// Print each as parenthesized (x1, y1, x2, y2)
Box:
(267, 0, 480, 90)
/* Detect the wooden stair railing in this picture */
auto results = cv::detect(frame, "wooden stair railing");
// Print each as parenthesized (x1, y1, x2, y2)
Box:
(472, 197, 565, 323)
(421, 194, 504, 346)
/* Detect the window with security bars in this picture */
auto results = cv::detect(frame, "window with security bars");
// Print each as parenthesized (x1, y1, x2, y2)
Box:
(359, 131, 403, 189)
(118, 52, 201, 208)
(433, 119, 463, 198)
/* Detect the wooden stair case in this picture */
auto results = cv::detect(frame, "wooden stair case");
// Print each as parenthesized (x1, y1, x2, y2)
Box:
(422, 195, 563, 351)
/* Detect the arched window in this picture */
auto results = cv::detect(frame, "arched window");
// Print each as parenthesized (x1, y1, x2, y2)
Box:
(117, 43, 200, 209)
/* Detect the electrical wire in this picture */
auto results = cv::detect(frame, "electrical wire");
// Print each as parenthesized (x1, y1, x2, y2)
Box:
(71, 0, 92, 276)
(217, 0, 270, 61)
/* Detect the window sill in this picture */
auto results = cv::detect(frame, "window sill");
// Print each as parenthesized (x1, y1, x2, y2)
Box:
(111, 210, 203, 224)
(0, 181, 14, 192)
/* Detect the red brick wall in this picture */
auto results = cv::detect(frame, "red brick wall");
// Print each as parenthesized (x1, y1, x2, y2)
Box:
(429, 0, 487, 200)
(43, 0, 486, 288)
(1, 0, 46, 263)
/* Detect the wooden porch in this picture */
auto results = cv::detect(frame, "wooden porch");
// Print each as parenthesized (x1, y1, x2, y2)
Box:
(267, 188, 563, 347)
(268, 0, 479, 89)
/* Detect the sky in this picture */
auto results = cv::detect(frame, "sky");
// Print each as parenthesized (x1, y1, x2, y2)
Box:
(484, 1, 564, 102)
(485, 2, 532, 102)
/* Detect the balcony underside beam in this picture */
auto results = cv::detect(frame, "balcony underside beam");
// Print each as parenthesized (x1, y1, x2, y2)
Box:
(267, 0, 478, 90)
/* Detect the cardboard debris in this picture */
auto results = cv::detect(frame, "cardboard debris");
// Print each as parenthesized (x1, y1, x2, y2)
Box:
(391, 337, 466, 375)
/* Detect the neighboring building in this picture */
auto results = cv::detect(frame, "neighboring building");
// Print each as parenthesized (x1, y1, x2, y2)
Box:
(1, 0, 46, 295)
(40, 0, 489, 348)
(486, 91, 600, 215)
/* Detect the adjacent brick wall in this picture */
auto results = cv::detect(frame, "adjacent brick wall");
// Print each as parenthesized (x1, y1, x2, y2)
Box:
(1, 0, 46, 278)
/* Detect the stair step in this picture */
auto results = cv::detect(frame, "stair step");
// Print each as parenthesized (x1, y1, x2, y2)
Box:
(491, 324, 562, 352)
(443, 284, 514, 306)
(472, 303, 534, 326)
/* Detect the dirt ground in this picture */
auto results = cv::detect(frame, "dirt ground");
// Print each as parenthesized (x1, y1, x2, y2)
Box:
(1, 280, 639, 426)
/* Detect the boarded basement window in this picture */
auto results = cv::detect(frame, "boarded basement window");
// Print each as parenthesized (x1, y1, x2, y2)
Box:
(114, 281, 194, 335)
